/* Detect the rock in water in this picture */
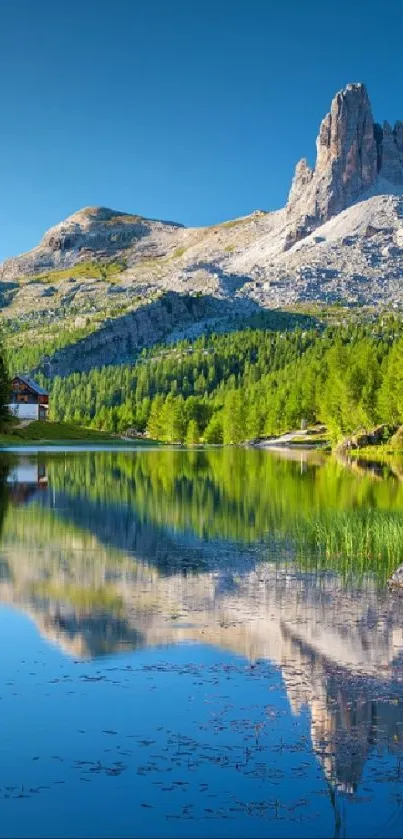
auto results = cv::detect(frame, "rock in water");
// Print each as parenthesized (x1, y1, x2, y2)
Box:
(387, 565, 403, 589)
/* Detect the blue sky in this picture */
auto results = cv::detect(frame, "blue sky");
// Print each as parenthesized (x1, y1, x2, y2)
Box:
(1, 0, 403, 260)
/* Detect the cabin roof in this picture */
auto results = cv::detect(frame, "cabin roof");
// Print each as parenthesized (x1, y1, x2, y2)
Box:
(11, 374, 48, 396)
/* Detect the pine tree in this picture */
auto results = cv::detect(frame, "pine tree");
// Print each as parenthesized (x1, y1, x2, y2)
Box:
(204, 413, 223, 444)
(0, 332, 10, 429)
(223, 391, 243, 444)
(147, 395, 165, 439)
(186, 419, 200, 445)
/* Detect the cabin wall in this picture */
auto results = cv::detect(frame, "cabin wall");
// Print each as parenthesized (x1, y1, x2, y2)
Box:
(9, 403, 40, 420)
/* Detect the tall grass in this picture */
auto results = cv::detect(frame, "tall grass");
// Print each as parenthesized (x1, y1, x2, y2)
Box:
(295, 509, 403, 582)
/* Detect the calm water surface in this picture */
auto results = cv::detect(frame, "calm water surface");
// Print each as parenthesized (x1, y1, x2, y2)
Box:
(1, 447, 403, 838)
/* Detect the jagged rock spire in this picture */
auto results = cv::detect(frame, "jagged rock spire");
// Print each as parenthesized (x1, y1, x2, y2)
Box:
(378, 120, 403, 184)
(287, 82, 403, 233)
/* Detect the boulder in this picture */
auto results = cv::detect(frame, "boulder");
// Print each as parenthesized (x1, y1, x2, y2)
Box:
(339, 424, 397, 452)
(388, 565, 403, 589)
(353, 424, 396, 447)
(391, 425, 403, 449)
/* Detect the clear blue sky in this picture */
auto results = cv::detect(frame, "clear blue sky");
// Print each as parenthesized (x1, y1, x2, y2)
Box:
(1, 0, 403, 260)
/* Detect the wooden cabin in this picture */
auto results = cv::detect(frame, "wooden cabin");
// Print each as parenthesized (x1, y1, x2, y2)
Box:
(9, 375, 49, 421)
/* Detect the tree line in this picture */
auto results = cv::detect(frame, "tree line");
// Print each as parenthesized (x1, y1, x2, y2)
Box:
(39, 315, 403, 443)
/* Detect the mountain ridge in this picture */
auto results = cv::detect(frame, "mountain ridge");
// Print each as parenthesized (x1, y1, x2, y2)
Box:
(3, 82, 403, 378)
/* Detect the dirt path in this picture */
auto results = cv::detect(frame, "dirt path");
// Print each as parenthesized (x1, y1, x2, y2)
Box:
(251, 430, 309, 448)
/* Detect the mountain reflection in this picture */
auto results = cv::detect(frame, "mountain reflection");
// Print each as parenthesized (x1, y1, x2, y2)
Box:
(1, 448, 403, 797)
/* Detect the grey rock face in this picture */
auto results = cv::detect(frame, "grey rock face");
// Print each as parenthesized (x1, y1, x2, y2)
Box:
(287, 158, 314, 205)
(287, 83, 403, 229)
(378, 121, 403, 184)
(37, 292, 254, 377)
(288, 84, 379, 223)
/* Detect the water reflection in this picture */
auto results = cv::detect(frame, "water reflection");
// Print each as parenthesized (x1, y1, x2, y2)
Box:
(1, 449, 403, 815)
(7, 457, 47, 504)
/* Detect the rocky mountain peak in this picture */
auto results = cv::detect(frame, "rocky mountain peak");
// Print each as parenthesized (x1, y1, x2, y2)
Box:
(66, 206, 137, 223)
(36, 205, 185, 259)
(286, 82, 403, 237)
(2, 82, 403, 314)
(376, 119, 403, 185)
(41, 206, 144, 243)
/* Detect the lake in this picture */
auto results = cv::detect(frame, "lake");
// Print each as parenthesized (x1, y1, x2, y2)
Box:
(1, 447, 403, 838)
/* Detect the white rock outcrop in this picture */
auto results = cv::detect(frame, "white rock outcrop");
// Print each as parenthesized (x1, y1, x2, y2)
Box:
(287, 83, 403, 235)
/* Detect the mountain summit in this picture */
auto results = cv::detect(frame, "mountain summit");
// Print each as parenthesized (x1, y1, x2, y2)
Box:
(287, 82, 403, 238)
(1, 81, 403, 339)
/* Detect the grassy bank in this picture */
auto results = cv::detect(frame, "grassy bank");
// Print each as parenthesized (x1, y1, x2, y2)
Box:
(0, 421, 159, 446)
(349, 445, 403, 459)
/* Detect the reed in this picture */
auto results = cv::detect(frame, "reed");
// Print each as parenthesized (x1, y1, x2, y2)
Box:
(295, 509, 403, 582)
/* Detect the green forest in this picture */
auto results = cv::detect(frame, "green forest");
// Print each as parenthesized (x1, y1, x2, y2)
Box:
(34, 314, 403, 443)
